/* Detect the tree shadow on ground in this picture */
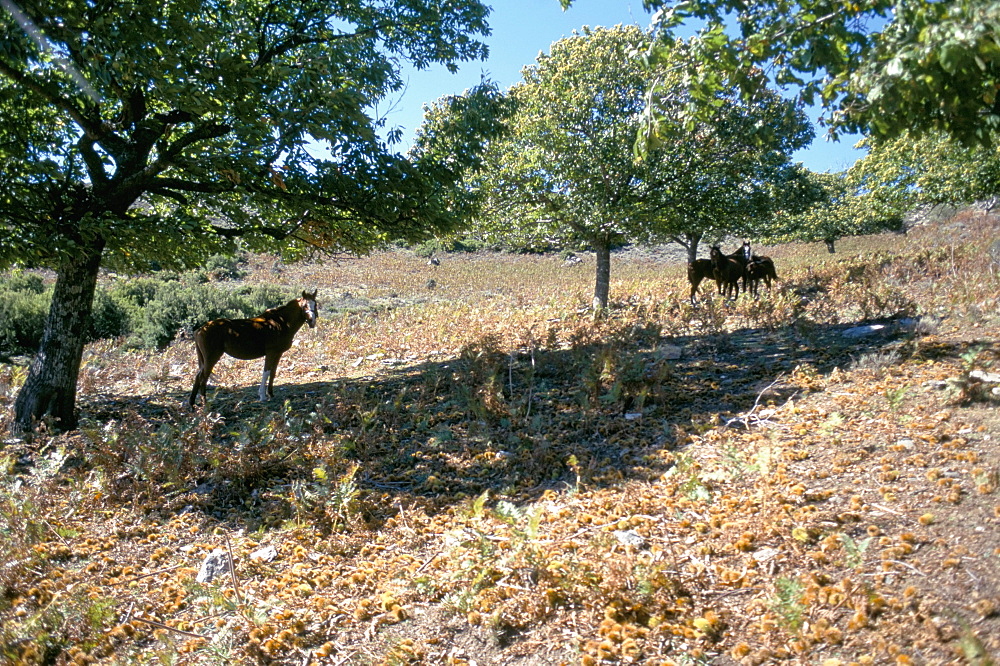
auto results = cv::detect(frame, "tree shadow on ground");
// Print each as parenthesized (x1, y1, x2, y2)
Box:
(46, 313, 979, 534)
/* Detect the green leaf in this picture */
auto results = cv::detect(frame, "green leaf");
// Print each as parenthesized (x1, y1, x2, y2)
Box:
(939, 40, 966, 73)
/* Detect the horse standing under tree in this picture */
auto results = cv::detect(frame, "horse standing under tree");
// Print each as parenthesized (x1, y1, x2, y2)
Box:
(686, 258, 716, 304)
(688, 241, 752, 303)
(746, 255, 779, 297)
(189, 290, 318, 408)
(710, 245, 747, 299)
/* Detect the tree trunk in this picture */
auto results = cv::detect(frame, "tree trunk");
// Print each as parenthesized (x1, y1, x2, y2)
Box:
(14, 238, 105, 433)
(592, 235, 611, 314)
(686, 231, 703, 263)
(825, 238, 837, 253)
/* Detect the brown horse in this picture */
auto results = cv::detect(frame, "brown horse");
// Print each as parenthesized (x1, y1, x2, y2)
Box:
(189, 290, 318, 407)
(687, 258, 716, 304)
(746, 256, 778, 297)
(710, 245, 745, 299)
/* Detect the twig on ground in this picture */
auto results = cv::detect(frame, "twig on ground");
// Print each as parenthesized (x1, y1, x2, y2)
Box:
(416, 551, 441, 573)
(225, 533, 243, 607)
(133, 616, 208, 639)
(725, 374, 795, 429)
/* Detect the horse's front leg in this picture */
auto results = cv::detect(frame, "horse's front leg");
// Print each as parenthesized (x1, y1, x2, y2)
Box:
(260, 353, 282, 401)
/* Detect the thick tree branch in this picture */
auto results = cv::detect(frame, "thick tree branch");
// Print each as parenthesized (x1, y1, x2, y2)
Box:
(0, 57, 134, 162)
(77, 135, 110, 185)
(254, 21, 381, 68)
(126, 119, 232, 189)
(148, 177, 232, 194)
(160, 121, 231, 160)
(209, 224, 290, 240)
(0, 58, 105, 139)
(148, 188, 188, 205)
(126, 109, 198, 171)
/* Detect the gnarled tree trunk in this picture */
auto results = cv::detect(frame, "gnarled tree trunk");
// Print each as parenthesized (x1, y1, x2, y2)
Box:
(14, 238, 105, 433)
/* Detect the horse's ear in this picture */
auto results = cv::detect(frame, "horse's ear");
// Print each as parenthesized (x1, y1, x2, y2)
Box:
(303, 289, 317, 300)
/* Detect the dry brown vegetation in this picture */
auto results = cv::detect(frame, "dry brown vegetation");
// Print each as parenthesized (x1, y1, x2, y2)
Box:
(2, 210, 1000, 665)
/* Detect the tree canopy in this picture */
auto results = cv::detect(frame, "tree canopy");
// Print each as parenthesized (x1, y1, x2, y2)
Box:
(761, 169, 907, 253)
(622, 0, 1000, 148)
(0, 0, 493, 274)
(0, 0, 496, 431)
(852, 132, 1000, 208)
(469, 25, 812, 310)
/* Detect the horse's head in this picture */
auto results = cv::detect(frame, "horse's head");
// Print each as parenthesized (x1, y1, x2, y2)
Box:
(741, 240, 752, 262)
(300, 290, 319, 328)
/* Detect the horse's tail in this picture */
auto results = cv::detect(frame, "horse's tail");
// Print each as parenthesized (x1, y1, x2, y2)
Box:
(195, 333, 205, 366)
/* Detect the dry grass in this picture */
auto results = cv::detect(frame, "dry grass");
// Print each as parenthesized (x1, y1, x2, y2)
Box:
(1, 210, 999, 665)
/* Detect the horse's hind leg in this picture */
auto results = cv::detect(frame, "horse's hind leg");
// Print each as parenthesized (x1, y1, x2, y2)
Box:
(189, 343, 207, 408)
(689, 276, 701, 304)
(190, 339, 222, 408)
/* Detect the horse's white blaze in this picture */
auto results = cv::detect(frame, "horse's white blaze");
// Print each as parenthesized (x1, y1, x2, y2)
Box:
(259, 369, 270, 401)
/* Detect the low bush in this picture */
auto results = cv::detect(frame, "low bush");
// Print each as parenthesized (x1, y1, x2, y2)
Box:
(3, 272, 45, 294)
(201, 251, 250, 281)
(88, 288, 131, 342)
(0, 271, 288, 355)
(113, 279, 287, 349)
(0, 283, 49, 356)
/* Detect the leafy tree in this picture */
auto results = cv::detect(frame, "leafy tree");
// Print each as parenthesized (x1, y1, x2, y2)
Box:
(1, 0, 494, 432)
(645, 81, 815, 262)
(762, 169, 906, 253)
(471, 25, 812, 310)
(764, 130, 1000, 252)
(409, 79, 517, 224)
(616, 0, 1000, 148)
(851, 132, 1000, 208)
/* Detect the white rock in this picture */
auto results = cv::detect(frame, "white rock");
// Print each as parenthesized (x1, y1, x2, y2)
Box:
(613, 530, 646, 548)
(842, 324, 886, 338)
(250, 545, 278, 562)
(970, 369, 1000, 383)
(753, 547, 780, 562)
(195, 548, 231, 584)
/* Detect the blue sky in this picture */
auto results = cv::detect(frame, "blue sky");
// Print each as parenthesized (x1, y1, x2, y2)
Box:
(379, 0, 865, 173)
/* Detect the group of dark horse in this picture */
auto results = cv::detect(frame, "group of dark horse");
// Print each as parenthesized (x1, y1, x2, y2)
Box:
(687, 241, 777, 304)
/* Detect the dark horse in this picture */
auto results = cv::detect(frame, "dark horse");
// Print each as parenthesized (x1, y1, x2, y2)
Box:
(687, 258, 716, 304)
(689, 241, 751, 303)
(710, 245, 747, 298)
(746, 256, 778, 297)
(189, 290, 318, 407)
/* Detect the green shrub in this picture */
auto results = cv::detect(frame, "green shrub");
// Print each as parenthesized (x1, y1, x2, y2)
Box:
(1, 270, 290, 353)
(123, 280, 288, 349)
(3, 272, 45, 294)
(88, 288, 131, 342)
(201, 252, 250, 281)
(108, 277, 164, 308)
(0, 286, 49, 356)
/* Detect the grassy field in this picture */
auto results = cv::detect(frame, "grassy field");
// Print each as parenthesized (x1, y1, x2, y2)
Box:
(2, 209, 999, 665)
